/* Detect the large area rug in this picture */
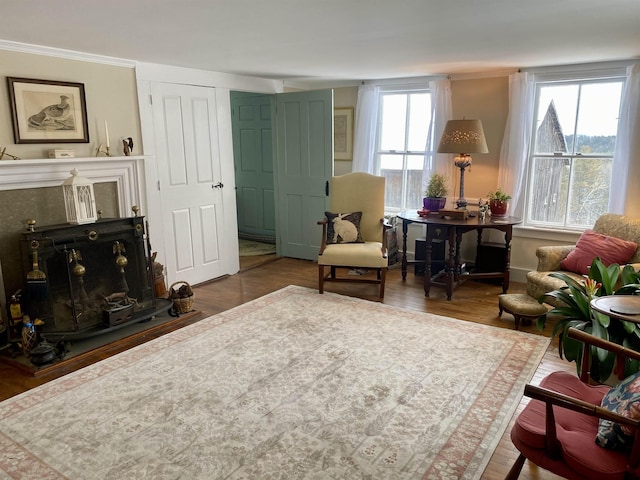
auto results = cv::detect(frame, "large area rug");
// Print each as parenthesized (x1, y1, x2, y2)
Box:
(0, 286, 549, 479)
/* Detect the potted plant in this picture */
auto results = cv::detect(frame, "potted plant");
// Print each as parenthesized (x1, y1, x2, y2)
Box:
(423, 172, 449, 211)
(487, 188, 511, 217)
(537, 257, 640, 383)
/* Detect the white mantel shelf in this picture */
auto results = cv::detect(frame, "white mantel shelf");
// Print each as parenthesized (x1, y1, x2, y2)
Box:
(0, 155, 149, 218)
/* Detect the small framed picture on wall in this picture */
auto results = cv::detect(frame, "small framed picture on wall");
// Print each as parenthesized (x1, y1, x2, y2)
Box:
(334, 107, 353, 161)
(7, 77, 89, 144)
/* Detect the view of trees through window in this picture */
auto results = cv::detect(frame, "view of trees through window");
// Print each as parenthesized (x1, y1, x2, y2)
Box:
(376, 90, 431, 211)
(526, 79, 623, 229)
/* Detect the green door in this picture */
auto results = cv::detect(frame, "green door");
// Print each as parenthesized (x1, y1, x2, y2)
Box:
(275, 89, 333, 260)
(231, 92, 276, 241)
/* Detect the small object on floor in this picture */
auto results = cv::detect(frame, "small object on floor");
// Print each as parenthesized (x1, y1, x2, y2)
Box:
(498, 293, 548, 330)
(348, 268, 369, 275)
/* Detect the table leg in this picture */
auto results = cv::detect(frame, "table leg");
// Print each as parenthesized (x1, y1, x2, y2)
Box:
(503, 227, 513, 293)
(424, 231, 432, 297)
(401, 219, 409, 280)
(445, 228, 456, 300)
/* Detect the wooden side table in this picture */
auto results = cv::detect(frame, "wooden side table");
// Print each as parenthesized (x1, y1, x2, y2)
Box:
(591, 296, 640, 323)
(397, 211, 522, 300)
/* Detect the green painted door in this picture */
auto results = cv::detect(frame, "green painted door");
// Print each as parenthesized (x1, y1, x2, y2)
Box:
(276, 89, 333, 260)
(231, 92, 276, 241)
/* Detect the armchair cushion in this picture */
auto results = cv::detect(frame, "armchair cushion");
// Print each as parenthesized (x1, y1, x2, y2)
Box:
(560, 229, 637, 275)
(597, 370, 640, 450)
(324, 211, 364, 244)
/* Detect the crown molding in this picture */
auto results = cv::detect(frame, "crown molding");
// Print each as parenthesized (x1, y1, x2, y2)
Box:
(0, 39, 136, 68)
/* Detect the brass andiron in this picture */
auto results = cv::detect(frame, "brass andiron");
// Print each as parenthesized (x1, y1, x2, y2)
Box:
(68, 249, 91, 312)
(113, 241, 129, 293)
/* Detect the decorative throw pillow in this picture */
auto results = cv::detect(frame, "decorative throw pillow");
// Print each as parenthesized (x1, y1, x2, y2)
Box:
(559, 230, 637, 275)
(597, 370, 640, 450)
(325, 211, 364, 244)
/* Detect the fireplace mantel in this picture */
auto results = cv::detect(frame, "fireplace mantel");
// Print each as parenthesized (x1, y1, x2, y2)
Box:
(0, 156, 148, 217)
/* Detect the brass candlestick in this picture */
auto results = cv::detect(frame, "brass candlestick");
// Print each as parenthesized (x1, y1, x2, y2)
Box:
(95, 144, 111, 157)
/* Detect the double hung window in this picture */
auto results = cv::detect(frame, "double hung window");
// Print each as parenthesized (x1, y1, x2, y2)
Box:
(525, 73, 624, 229)
(375, 89, 432, 212)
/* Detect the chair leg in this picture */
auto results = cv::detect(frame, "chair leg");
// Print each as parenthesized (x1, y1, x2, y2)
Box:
(379, 268, 387, 298)
(318, 265, 324, 294)
(505, 453, 526, 480)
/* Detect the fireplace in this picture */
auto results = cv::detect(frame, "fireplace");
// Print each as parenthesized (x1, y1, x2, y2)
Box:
(21, 217, 168, 340)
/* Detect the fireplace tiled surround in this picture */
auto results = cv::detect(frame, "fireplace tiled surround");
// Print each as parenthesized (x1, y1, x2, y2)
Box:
(0, 156, 147, 317)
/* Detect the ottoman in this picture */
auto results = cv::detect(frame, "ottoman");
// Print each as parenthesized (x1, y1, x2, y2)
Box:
(498, 293, 548, 330)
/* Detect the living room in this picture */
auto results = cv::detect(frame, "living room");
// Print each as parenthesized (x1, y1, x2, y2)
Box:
(0, 2, 639, 479)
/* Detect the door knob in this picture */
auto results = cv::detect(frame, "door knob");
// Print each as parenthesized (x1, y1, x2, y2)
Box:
(212, 182, 224, 189)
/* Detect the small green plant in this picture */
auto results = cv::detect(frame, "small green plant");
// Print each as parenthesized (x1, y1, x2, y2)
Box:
(487, 188, 511, 202)
(424, 172, 449, 198)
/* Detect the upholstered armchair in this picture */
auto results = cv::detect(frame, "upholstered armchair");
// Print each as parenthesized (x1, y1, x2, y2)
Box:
(317, 173, 389, 298)
(526, 213, 640, 306)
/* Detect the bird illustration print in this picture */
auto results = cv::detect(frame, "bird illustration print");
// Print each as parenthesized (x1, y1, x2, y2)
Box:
(28, 94, 75, 130)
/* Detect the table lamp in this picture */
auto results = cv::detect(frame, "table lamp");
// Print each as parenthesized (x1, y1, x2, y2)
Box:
(437, 119, 488, 209)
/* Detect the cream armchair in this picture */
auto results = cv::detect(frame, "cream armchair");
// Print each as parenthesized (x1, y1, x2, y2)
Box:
(526, 213, 640, 305)
(317, 173, 389, 298)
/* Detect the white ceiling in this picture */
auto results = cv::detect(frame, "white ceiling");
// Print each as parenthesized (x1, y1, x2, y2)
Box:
(1, 0, 639, 85)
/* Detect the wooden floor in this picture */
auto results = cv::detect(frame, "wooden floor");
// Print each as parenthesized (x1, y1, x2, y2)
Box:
(0, 256, 569, 480)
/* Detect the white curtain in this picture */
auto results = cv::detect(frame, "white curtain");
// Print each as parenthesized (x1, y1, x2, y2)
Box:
(609, 63, 640, 213)
(352, 84, 380, 173)
(497, 72, 535, 218)
(422, 78, 453, 192)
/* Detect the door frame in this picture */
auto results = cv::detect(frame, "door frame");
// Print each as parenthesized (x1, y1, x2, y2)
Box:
(135, 63, 283, 281)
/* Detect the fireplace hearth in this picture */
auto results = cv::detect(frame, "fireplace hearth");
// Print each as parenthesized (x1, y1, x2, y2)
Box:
(20, 217, 170, 341)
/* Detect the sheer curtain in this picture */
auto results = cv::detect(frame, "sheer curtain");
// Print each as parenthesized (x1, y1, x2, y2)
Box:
(497, 72, 535, 218)
(609, 63, 640, 214)
(422, 78, 453, 191)
(352, 84, 380, 173)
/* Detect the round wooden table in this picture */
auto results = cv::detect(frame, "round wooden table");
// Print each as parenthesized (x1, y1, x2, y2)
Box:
(590, 295, 640, 322)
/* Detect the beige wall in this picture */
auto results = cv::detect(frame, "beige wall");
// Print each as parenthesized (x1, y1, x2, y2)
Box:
(0, 49, 141, 159)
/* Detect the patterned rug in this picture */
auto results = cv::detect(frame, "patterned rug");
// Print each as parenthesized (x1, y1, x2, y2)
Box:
(0, 286, 549, 479)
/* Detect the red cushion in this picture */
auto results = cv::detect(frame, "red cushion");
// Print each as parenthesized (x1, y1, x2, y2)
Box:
(560, 230, 637, 275)
(512, 371, 631, 480)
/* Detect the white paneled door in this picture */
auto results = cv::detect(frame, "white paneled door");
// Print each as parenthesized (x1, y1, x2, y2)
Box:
(151, 82, 226, 286)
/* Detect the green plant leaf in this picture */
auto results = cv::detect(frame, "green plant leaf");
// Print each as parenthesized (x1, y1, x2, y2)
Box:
(593, 310, 610, 329)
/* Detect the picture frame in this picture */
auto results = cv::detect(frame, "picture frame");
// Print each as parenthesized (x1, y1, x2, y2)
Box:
(334, 107, 354, 161)
(7, 77, 89, 144)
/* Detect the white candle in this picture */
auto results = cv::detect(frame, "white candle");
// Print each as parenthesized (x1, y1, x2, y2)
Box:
(104, 120, 110, 148)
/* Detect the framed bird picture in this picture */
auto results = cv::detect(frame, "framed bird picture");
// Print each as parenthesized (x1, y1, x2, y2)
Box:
(7, 77, 89, 144)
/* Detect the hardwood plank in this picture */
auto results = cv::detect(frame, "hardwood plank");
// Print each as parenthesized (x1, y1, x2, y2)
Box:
(0, 257, 573, 480)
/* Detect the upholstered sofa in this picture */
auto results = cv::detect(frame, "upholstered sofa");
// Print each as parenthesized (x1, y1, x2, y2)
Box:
(526, 213, 640, 306)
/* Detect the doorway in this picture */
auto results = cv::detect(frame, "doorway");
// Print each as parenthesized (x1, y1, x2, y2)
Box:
(230, 91, 277, 270)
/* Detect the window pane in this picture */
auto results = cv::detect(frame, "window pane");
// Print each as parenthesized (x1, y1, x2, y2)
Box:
(567, 157, 612, 227)
(527, 157, 570, 225)
(380, 94, 407, 151)
(407, 93, 431, 152)
(535, 85, 578, 154)
(407, 154, 425, 209)
(574, 82, 622, 155)
(380, 154, 403, 209)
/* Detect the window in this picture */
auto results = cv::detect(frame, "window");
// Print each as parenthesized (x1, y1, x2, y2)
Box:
(375, 89, 432, 212)
(525, 74, 624, 229)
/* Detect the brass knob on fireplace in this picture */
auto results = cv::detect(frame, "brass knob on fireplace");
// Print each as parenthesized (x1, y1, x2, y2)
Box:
(87, 230, 98, 241)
